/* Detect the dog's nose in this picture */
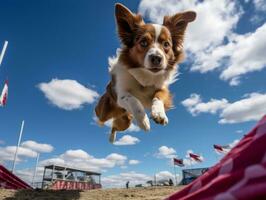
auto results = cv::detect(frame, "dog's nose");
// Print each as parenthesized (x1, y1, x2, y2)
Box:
(150, 54, 162, 66)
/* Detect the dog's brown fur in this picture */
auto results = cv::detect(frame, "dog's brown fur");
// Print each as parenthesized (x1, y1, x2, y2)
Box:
(95, 80, 133, 142)
(95, 3, 196, 143)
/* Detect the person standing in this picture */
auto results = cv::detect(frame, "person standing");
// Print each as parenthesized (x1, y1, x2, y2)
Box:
(169, 178, 174, 186)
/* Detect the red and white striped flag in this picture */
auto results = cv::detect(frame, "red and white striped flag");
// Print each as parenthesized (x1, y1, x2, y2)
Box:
(189, 153, 203, 162)
(213, 144, 231, 154)
(173, 158, 184, 167)
(0, 80, 8, 106)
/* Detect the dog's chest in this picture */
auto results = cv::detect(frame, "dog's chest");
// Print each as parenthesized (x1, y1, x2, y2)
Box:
(128, 82, 156, 108)
(111, 64, 160, 108)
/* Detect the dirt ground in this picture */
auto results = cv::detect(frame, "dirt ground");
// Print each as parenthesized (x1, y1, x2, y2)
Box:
(0, 186, 182, 200)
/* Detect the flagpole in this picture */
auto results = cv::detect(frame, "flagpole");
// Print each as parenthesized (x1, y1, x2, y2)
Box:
(154, 173, 157, 187)
(0, 41, 8, 66)
(173, 164, 178, 186)
(12, 120, 24, 173)
(215, 152, 219, 163)
(32, 153, 40, 187)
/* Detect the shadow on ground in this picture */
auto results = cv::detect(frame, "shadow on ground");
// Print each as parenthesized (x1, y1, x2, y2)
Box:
(4, 189, 81, 200)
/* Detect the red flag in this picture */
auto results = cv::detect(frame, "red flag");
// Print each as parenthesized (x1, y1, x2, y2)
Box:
(0, 80, 8, 106)
(189, 153, 203, 162)
(213, 144, 230, 154)
(173, 158, 184, 167)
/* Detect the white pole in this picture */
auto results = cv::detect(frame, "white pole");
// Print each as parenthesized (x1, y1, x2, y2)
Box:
(12, 120, 24, 173)
(32, 153, 40, 187)
(173, 165, 178, 186)
(0, 41, 8, 66)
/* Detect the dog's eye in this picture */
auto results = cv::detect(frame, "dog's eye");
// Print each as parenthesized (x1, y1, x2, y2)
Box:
(163, 41, 170, 49)
(140, 40, 148, 48)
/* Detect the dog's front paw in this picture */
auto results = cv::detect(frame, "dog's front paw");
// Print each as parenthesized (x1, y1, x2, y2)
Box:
(151, 100, 168, 125)
(151, 109, 168, 125)
(136, 113, 150, 131)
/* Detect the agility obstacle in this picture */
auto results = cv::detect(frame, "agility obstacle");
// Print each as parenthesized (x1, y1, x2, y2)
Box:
(166, 115, 266, 200)
(0, 164, 32, 189)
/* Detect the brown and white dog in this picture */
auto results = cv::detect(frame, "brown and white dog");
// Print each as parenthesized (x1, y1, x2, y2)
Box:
(95, 3, 196, 143)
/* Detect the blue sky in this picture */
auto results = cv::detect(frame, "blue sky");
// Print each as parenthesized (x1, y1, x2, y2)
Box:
(0, 0, 266, 187)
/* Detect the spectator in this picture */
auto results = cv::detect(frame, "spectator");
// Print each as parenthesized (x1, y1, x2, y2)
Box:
(169, 178, 174, 186)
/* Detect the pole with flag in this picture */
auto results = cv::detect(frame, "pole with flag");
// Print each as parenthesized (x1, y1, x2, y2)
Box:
(213, 144, 231, 163)
(173, 158, 184, 186)
(213, 144, 231, 154)
(12, 120, 25, 173)
(189, 153, 203, 163)
(0, 41, 8, 66)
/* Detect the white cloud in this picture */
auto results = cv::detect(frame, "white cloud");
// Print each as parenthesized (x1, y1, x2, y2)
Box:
(182, 93, 266, 124)
(156, 146, 176, 159)
(0, 146, 38, 163)
(248, 0, 266, 24)
(139, 1, 266, 85)
(39, 150, 127, 173)
(100, 118, 140, 132)
(129, 160, 140, 165)
(5, 146, 37, 158)
(102, 171, 151, 188)
(219, 24, 266, 85)
(15, 166, 44, 185)
(229, 139, 240, 148)
(114, 135, 140, 146)
(106, 153, 127, 166)
(39, 157, 65, 166)
(253, 0, 266, 11)
(236, 130, 243, 134)
(38, 79, 99, 110)
(127, 123, 141, 132)
(155, 171, 175, 181)
(21, 140, 54, 153)
(93, 117, 140, 133)
(139, 0, 241, 59)
(181, 93, 228, 116)
(102, 170, 175, 188)
(139, 0, 240, 53)
(62, 149, 92, 160)
(0, 140, 53, 163)
(219, 93, 266, 124)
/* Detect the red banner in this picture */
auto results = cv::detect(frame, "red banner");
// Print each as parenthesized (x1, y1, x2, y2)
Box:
(50, 180, 101, 190)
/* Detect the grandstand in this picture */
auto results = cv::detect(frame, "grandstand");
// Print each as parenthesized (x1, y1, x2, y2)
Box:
(42, 165, 101, 190)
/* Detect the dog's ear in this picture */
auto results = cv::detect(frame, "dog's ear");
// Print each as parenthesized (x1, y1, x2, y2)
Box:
(115, 3, 144, 47)
(163, 11, 196, 53)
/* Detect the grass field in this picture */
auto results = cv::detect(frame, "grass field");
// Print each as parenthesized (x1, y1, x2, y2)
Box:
(0, 186, 182, 200)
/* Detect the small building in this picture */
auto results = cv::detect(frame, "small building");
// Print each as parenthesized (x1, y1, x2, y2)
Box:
(181, 167, 209, 185)
(42, 165, 101, 190)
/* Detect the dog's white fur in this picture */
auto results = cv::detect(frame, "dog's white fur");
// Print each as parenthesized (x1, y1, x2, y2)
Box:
(109, 44, 178, 129)
(144, 24, 167, 70)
